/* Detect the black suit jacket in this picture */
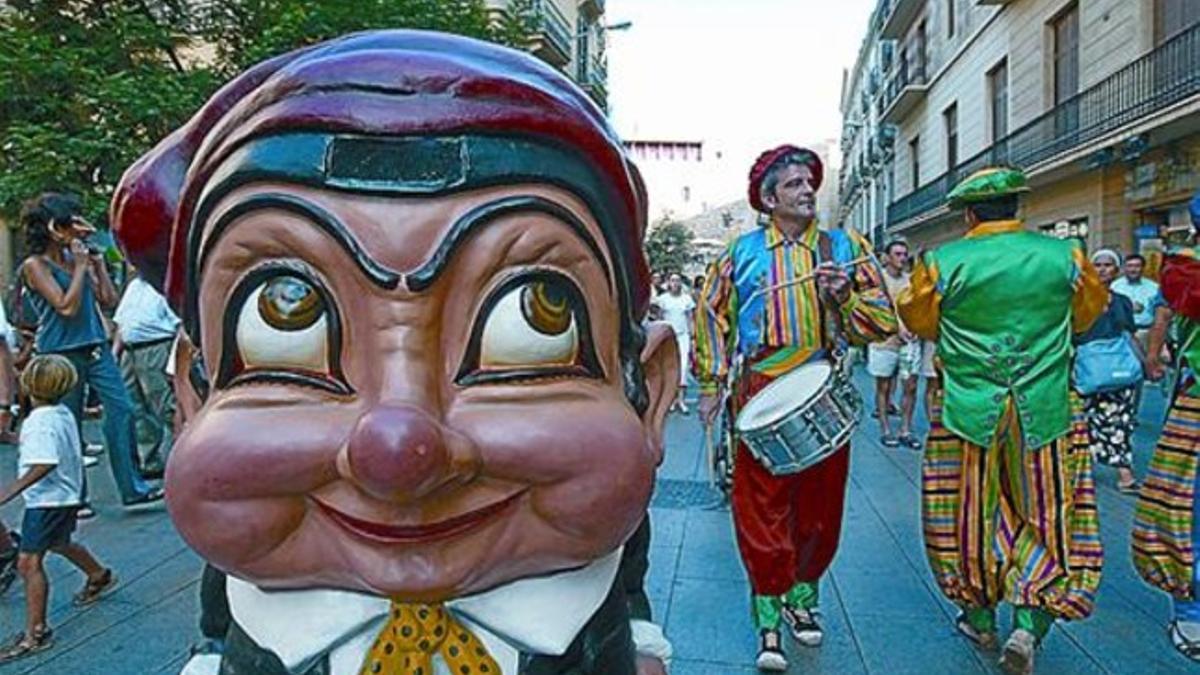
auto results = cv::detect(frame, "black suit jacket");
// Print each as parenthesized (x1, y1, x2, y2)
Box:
(213, 516, 653, 675)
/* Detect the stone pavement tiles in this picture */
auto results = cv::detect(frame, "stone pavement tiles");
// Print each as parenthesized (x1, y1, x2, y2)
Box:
(650, 374, 1194, 674)
(0, 373, 1195, 673)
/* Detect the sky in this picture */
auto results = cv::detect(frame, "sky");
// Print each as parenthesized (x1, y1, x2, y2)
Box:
(606, 0, 878, 206)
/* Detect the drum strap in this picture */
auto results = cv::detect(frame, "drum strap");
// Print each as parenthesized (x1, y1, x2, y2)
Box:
(817, 231, 847, 353)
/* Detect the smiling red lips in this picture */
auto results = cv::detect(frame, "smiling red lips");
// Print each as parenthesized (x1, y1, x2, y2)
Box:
(313, 492, 525, 544)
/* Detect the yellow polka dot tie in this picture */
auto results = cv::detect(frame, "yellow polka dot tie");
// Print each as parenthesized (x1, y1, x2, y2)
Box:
(359, 602, 501, 675)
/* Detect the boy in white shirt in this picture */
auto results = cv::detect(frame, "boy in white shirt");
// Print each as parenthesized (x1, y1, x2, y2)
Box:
(0, 355, 117, 663)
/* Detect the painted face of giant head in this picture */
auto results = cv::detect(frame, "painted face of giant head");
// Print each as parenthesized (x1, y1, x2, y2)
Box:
(112, 32, 677, 602)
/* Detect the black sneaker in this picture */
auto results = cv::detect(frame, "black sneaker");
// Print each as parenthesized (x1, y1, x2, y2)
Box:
(782, 605, 824, 647)
(755, 629, 787, 671)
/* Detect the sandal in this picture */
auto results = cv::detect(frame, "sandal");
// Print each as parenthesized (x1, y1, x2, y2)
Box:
(899, 434, 923, 450)
(122, 487, 165, 507)
(882, 434, 900, 448)
(0, 627, 54, 663)
(73, 568, 117, 606)
(1171, 621, 1200, 662)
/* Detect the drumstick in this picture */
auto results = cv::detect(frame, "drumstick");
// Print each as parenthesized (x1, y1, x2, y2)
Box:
(746, 255, 873, 303)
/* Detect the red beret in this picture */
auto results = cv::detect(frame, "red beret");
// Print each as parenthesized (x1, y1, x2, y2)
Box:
(111, 30, 650, 318)
(747, 145, 824, 213)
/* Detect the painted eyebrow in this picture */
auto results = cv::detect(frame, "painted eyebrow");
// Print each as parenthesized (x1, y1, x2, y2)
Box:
(406, 195, 614, 292)
(195, 193, 402, 291)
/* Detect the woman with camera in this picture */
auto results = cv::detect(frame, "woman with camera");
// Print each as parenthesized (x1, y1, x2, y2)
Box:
(19, 193, 162, 509)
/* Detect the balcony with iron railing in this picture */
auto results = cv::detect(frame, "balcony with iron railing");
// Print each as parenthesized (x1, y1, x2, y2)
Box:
(879, 58, 928, 124)
(879, 0, 924, 40)
(888, 21, 1200, 229)
(531, 0, 573, 67)
(581, 55, 608, 109)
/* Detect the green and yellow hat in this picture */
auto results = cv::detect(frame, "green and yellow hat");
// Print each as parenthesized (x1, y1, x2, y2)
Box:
(946, 167, 1030, 208)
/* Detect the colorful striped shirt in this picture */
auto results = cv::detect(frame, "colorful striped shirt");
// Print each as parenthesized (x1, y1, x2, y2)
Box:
(692, 221, 897, 394)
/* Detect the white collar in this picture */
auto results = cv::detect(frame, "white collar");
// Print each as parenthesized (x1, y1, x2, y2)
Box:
(227, 547, 622, 674)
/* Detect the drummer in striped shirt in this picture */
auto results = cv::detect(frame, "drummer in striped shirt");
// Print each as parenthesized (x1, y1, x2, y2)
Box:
(693, 145, 896, 672)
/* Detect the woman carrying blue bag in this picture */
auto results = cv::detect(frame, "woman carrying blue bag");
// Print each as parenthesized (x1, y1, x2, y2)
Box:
(1074, 248, 1144, 493)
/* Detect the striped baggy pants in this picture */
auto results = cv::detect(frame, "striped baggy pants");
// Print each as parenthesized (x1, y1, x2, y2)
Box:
(922, 395, 1103, 619)
(1133, 392, 1200, 600)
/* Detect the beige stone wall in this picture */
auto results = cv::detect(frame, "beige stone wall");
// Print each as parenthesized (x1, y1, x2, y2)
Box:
(1023, 170, 1104, 238)
(881, 0, 1199, 252)
(890, 0, 1167, 203)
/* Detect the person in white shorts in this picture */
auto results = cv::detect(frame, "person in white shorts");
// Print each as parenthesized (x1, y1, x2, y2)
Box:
(654, 273, 696, 414)
(867, 241, 922, 448)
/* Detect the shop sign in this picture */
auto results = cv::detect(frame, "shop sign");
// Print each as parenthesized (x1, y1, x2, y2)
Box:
(1041, 218, 1089, 240)
(1126, 145, 1200, 202)
(1135, 224, 1161, 239)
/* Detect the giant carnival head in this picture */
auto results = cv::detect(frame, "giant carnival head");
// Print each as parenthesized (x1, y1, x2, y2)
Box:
(110, 30, 678, 601)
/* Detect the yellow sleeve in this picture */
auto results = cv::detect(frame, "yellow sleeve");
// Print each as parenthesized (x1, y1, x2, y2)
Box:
(838, 230, 899, 345)
(896, 253, 941, 341)
(692, 245, 736, 395)
(1071, 247, 1108, 334)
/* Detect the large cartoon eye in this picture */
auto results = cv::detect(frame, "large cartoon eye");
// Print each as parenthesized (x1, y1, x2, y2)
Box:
(459, 272, 602, 385)
(258, 276, 323, 331)
(234, 274, 330, 377)
(480, 278, 579, 367)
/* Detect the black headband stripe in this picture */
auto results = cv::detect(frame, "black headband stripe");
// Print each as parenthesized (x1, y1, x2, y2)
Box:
(183, 133, 638, 349)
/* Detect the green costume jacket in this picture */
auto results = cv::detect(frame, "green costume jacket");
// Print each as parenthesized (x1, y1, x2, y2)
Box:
(897, 219, 1106, 448)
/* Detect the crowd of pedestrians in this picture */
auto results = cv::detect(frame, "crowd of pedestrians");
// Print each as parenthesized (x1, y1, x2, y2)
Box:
(0, 192, 183, 662)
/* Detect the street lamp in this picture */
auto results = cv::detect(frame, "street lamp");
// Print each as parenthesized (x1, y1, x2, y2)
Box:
(577, 20, 633, 37)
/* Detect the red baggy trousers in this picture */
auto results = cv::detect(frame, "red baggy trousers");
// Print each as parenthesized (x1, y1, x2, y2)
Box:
(730, 367, 851, 596)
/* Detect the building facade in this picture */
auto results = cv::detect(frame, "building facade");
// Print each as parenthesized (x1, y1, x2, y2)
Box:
(623, 139, 711, 222)
(838, 5, 899, 248)
(841, 0, 1200, 270)
(486, 0, 610, 110)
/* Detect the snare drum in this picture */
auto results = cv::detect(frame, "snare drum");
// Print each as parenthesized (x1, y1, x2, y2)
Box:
(735, 361, 862, 475)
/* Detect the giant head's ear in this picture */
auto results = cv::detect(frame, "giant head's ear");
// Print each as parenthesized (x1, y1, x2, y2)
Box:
(639, 322, 680, 466)
(172, 332, 208, 427)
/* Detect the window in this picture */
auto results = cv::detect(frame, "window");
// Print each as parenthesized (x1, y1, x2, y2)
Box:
(910, 136, 921, 190)
(1156, 0, 1200, 44)
(1052, 4, 1079, 105)
(915, 20, 928, 81)
(947, 0, 956, 38)
(989, 58, 1009, 141)
(944, 103, 958, 173)
(1052, 4, 1080, 137)
(576, 31, 590, 83)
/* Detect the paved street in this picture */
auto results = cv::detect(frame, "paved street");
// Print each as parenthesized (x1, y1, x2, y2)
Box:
(0, 370, 1194, 674)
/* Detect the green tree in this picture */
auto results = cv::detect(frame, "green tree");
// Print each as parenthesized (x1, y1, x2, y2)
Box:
(0, 0, 532, 222)
(0, 1, 218, 220)
(194, 0, 511, 77)
(644, 217, 696, 275)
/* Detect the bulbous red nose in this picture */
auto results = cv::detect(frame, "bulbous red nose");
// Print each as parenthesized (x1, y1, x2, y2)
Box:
(344, 405, 452, 502)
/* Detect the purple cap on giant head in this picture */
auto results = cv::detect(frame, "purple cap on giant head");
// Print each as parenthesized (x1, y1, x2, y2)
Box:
(110, 30, 651, 322)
